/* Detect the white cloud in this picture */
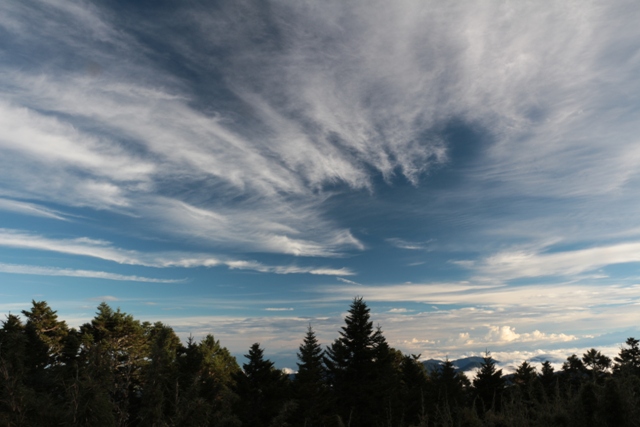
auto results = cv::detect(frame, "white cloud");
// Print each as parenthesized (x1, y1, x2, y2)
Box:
(2, 0, 639, 261)
(337, 277, 361, 285)
(0, 263, 183, 283)
(0, 229, 353, 276)
(386, 238, 429, 250)
(88, 295, 119, 302)
(265, 308, 294, 311)
(484, 325, 576, 345)
(473, 241, 640, 280)
(0, 198, 69, 221)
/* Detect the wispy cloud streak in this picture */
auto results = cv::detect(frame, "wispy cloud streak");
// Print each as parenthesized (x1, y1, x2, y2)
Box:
(0, 229, 354, 276)
(0, 263, 182, 283)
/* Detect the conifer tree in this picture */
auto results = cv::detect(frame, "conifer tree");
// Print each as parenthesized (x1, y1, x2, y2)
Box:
(400, 354, 430, 426)
(235, 343, 288, 427)
(614, 337, 640, 376)
(324, 297, 391, 427)
(561, 354, 587, 390)
(21, 301, 69, 424)
(296, 325, 325, 387)
(294, 325, 328, 426)
(538, 360, 557, 400)
(431, 358, 469, 424)
(79, 303, 148, 426)
(514, 361, 536, 387)
(139, 322, 181, 426)
(582, 348, 611, 382)
(472, 352, 504, 415)
(22, 300, 69, 370)
(0, 314, 29, 426)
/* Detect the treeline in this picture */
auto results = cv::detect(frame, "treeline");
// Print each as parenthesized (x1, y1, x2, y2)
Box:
(1, 298, 640, 426)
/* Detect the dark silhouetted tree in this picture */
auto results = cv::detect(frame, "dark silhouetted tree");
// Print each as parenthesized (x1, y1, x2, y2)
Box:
(324, 297, 388, 426)
(293, 325, 328, 426)
(79, 303, 148, 426)
(235, 343, 289, 427)
(399, 354, 430, 426)
(582, 348, 611, 383)
(614, 337, 640, 376)
(538, 360, 557, 401)
(472, 352, 504, 415)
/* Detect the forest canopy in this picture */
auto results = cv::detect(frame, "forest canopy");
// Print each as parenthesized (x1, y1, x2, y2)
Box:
(1, 298, 639, 426)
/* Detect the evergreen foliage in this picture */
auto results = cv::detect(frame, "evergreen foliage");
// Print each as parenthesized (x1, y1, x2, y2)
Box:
(472, 352, 505, 415)
(0, 298, 639, 426)
(235, 343, 289, 427)
(324, 297, 391, 426)
(293, 325, 328, 426)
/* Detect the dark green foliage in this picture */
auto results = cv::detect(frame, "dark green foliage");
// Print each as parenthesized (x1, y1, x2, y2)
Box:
(79, 303, 148, 426)
(293, 325, 329, 426)
(431, 358, 470, 424)
(561, 353, 587, 390)
(2, 300, 640, 427)
(472, 353, 505, 415)
(173, 334, 240, 426)
(582, 348, 611, 383)
(234, 343, 289, 427)
(138, 322, 181, 426)
(324, 297, 402, 427)
(538, 360, 556, 396)
(399, 354, 430, 426)
(614, 337, 640, 376)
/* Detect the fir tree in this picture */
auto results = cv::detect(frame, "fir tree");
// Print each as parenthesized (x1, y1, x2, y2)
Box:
(582, 348, 611, 382)
(294, 325, 328, 426)
(614, 337, 640, 376)
(324, 297, 391, 427)
(400, 354, 430, 426)
(538, 360, 557, 400)
(79, 303, 148, 426)
(235, 343, 288, 427)
(138, 322, 181, 426)
(472, 352, 504, 415)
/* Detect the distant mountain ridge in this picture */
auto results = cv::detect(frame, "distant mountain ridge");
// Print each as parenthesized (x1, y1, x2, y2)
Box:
(422, 356, 492, 374)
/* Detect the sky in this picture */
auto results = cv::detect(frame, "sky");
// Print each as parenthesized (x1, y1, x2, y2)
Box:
(1, 0, 640, 371)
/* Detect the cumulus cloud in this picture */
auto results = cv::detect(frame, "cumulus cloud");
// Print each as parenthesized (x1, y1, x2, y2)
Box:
(484, 325, 576, 344)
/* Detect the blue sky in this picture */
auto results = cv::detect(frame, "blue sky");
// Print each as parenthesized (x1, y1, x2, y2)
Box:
(2, 0, 640, 370)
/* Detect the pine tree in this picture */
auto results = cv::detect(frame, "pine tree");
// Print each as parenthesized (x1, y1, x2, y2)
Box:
(582, 348, 611, 382)
(22, 300, 69, 370)
(562, 354, 587, 389)
(138, 322, 181, 426)
(432, 358, 468, 424)
(0, 314, 29, 426)
(538, 360, 557, 401)
(294, 325, 328, 426)
(324, 297, 391, 427)
(614, 337, 640, 376)
(79, 303, 148, 426)
(400, 354, 430, 426)
(296, 325, 325, 387)
(234, 343, 289, 427)
(21, 301, 69, 424)
(472, 352, 504, 415)
(514, 361, 536, 387)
